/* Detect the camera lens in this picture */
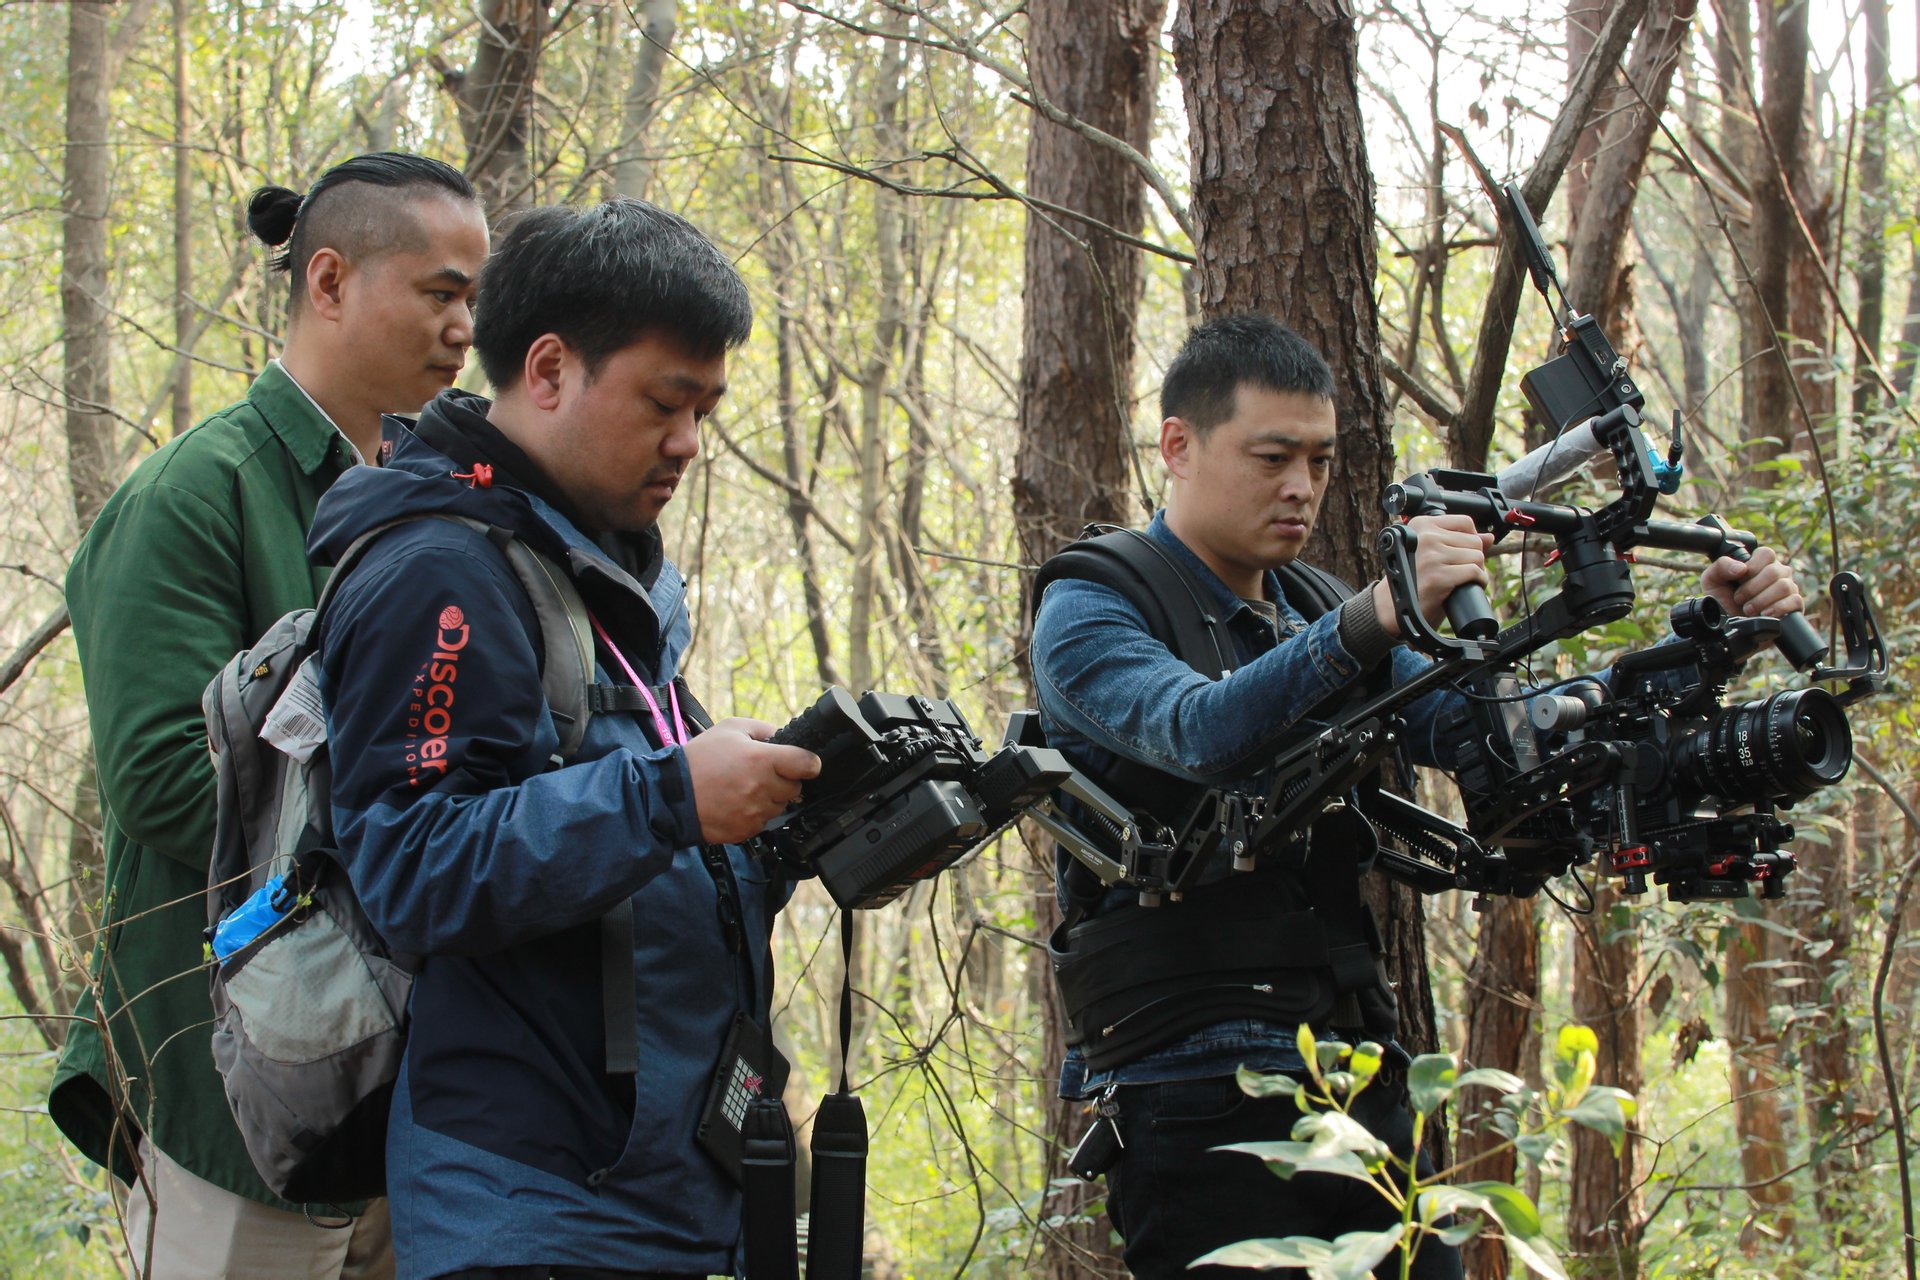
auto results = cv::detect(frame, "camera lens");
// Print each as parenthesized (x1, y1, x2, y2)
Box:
(1673, 687, 1852, 803)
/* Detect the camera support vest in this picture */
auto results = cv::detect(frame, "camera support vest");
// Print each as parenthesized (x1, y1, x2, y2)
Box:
(1033, 527, 1400, 1071)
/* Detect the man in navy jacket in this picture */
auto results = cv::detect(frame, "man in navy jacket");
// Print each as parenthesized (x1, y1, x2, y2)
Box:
(311, 199, 819, 1279)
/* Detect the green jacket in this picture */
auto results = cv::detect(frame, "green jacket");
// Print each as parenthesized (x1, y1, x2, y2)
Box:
(52, 362, 358, 1207)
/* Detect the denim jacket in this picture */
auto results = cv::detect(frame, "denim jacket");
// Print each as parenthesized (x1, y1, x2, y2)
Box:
(1032, 512, 1454, 1097)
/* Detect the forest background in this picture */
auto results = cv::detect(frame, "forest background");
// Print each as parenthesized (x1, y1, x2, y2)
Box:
(2, 0, 1918, 1275)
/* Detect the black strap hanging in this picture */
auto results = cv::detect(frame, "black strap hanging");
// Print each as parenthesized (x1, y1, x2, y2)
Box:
(806, 910, 869, 1279)
(742, 1095, 800, 1280)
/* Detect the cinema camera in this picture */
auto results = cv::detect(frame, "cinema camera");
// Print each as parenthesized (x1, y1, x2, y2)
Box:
(1269, 183, 1890, 904)
(753, 688, 1151, 910)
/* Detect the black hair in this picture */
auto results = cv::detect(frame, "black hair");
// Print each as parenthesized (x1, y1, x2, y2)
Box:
(1160, 312, 1337, 434)
(247, 152, 479, 308)
(473, 198, 752, 389)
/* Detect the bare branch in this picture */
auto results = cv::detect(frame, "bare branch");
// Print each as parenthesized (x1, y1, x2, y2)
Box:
(0, 605, 71, 702)
(1381, 352, 1462, 424)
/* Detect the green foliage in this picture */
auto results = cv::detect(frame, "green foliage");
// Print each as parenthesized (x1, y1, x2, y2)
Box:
(1201, 1026, 1636, 1279)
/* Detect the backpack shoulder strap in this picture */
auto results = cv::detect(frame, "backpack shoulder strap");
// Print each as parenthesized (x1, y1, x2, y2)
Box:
(476, 524, 594, 764)
(319, 514, 595, 763)
(1034, 527, 1235, 679)
(1274, 560, 1356, 622)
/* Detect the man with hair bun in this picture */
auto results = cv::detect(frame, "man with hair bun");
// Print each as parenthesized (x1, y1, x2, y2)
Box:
(54, 151, 487, 1277)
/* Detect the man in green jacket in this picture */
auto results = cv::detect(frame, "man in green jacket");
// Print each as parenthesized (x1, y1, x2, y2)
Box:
(54, 152, 488, 1278)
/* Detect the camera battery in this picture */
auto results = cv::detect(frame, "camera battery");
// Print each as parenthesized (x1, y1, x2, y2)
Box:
(816, 779, 988, 910)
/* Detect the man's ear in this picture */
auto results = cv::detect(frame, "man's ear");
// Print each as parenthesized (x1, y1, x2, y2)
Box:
(521, 334, 571, 412)
(304, 248, 351, 322)
(1161, 416, 1197, 480)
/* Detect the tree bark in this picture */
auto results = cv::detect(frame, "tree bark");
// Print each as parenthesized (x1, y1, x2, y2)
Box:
(172, 0, 192, 439)
(1456, 895, 1541, 1280)
(1849, 0, 1891, 417)
(611, 0, 675, 201)
(1566, 889, 1644, 1278)
(1565, 0, 1697, 345)
(1014, 2, 1165, 1271)
(448, 0, 550, 216)
(1792, 825, 1860, 1239)
(846, 40, 907, 696)
(1724, 919, 1796, 1249)
(1172, 0, 1447, 1170)
(1738, 0, 1811, 474)
(63, 0, 119, 532)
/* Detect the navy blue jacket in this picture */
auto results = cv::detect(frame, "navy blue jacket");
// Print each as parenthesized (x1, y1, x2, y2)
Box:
(312, 402, 779, 1278)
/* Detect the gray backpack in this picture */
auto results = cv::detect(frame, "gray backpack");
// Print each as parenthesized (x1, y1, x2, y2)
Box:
(202, 514, 594, 1203)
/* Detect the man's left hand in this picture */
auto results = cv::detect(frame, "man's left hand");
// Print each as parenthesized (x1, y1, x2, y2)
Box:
(1700, 545, 1805, 621)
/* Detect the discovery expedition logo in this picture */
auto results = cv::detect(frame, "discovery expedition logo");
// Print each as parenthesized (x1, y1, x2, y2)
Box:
(405, 604, 472, 786)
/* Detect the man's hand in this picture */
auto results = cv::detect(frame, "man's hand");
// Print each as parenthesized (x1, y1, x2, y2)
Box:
(683, 718, 822, 845)
(1372, 514, 1495, 639)
(1700, 545, 1805, 622)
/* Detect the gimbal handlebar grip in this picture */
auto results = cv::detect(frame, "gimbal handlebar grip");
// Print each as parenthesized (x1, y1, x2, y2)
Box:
(1775, 610, 1826, 671)
(1445, 583, 1500, 641)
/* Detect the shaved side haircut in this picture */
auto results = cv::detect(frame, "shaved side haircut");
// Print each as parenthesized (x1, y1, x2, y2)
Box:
(247, 152, 480, 312)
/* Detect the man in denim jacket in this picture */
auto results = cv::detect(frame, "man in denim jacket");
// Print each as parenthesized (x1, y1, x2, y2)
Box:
(1030, 314, 1803, 1278)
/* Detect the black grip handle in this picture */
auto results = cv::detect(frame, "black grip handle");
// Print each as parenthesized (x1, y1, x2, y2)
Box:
(771, 686, 865, 755)
(1775, 610, 1826, 671)
(1444, 584, 1499, 641)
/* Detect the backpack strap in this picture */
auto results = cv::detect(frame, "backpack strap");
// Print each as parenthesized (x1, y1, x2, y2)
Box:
(1274, 559, 1356, 622)
(324, 514, 635, 1076)
(1033, 526, 1236, 678)
(477, 524, 594, 764)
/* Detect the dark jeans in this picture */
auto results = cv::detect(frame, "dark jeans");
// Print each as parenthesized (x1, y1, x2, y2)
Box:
(1104, 1075, 1465, 1280)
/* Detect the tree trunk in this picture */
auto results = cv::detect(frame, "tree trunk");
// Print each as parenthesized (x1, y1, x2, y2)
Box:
(1849, 0, 1891, 417)
(1565, 0, 1697, 345)
(611, 0, 675, 201)
(171, 0, 192, 439)
(1014, 2, 1164, 1271)
(1567, 889, 1644, 1278)
(1172, 1, 1446, 1124)
(63, 0, 118, 532)
(1564, 0, 1615, 222)
(1555, 10, 1693, 1265)
(1738, 0, 1811, 474)
(449, 0, 550, 216)
(751, 47, 842, 690)
(845, 41, 907, 696)
(1724, 919, 1796, 1249)
(1792, 824, 1860, 1240)
(1456, 895, 1541, 1280)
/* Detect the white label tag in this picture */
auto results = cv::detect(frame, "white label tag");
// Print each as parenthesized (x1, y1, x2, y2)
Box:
(260, 655, 328, 763)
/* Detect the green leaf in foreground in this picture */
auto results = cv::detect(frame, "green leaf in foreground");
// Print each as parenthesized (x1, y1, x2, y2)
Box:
(1192, 1236, 1333, 1270)
(1213, 1140, 1374, 1183)
(1456, 1180, 1544, 1239)
(1563, 1086, 1637, 1156)
(1407, 1053, 1457, 1115)
(1507, 1228, 1570, 1280)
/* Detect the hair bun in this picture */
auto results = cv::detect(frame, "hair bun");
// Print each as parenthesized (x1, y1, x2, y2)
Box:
(246, 185, 304, 248)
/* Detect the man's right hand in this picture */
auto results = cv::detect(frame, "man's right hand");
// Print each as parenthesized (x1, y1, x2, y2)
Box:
(683, 718, 822, 845)
(1372, 513, 1493, 639)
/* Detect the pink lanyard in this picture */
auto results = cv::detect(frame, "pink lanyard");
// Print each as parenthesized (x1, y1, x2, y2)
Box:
(588, 613, 687, 748)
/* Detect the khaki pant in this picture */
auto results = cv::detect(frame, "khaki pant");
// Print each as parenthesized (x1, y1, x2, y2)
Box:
(117, 1136, 394, 1280)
